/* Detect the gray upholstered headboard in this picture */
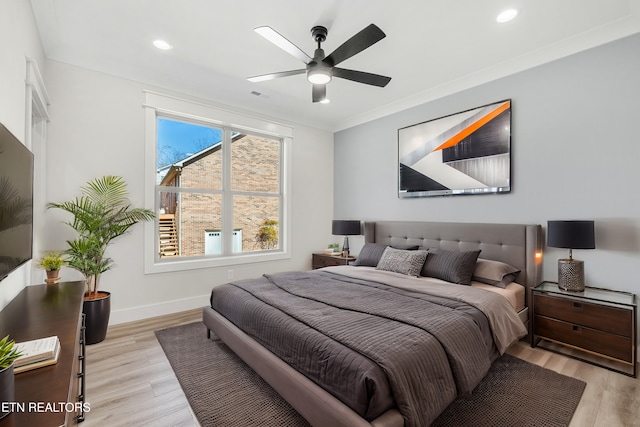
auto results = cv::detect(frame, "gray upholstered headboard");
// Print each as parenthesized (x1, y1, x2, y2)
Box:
(364, 221, 543, 307)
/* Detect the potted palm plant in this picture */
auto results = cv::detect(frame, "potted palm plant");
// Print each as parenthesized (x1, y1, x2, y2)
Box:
(0, 335, 22, 419)
(48, 176, 155, 344)
(38, 251, 66, 283)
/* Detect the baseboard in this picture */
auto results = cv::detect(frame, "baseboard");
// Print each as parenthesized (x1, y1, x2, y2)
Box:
(109, 294, 209, 325)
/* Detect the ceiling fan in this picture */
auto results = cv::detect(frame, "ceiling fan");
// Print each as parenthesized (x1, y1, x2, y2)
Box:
(247, 24, 391, 103)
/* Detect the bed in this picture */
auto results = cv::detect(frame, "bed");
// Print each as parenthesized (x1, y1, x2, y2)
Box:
(203, 221, 543, 427)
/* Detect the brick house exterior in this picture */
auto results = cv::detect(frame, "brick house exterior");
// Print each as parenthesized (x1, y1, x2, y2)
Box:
(158, 134, 280, 257)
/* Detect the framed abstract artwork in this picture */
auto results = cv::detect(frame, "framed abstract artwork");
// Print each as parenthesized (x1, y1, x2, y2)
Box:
(398, 99, 511, 198)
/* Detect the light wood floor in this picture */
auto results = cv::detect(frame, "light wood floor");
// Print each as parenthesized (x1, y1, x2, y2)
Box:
(82, 308, 202, 427)
(82, 309, 639, 427)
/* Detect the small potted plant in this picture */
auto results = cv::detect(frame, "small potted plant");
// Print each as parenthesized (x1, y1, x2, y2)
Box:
(0, 335, 22, 419)
(39, 251, 66, 284)
(324, 243, 340, 255)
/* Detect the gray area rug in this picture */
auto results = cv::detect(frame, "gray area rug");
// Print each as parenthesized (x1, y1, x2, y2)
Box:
(155, 322, 586, 427)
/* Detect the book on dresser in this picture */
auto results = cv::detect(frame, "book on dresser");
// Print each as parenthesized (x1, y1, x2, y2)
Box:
(14, 335, 61, 373)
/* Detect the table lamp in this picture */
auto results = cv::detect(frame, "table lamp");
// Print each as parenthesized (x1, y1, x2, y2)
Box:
(547, 220, 595, 292)
(331, 220, 361, 256)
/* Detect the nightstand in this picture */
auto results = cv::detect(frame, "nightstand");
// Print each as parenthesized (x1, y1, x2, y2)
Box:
(532, 281, 636, 377)
(312, 253, 356, 269)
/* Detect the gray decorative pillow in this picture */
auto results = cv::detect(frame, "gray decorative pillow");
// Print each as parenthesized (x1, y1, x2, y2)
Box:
(354, 243, 388, 267)
(473, 258, 520, 288)
(375, 247, 428, 277)
(420, 248, 481, 285)
(354, 243, 420, 267)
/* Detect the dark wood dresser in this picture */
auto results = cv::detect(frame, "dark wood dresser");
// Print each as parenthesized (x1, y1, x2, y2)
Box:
(0, 281, 86, 426)
(532, 281, 636, 377)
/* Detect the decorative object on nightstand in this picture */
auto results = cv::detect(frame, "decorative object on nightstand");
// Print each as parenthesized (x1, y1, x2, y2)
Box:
(332, 220, 361, 256)
(547, 220, 595, 292)
(323, 243, 341, 255)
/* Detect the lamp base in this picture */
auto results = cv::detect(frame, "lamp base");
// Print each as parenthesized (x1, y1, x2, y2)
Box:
(558, 259, 585, 292)
(341, 236, 350, 257)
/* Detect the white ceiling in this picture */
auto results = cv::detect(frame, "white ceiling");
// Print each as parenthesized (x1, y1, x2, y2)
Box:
(30, 0, 640, 131)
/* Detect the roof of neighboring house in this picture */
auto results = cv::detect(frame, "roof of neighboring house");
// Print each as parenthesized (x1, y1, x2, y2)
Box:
(156, 133, 244, 186)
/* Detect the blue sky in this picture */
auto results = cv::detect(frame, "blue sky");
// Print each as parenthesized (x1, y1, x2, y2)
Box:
(157, 118, 222, 168)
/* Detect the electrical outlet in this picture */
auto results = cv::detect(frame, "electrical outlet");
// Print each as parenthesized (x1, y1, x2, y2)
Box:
(227, 270, 234, 280)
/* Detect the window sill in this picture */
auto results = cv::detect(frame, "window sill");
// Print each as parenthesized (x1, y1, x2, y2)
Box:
(144, 251, 291, 274)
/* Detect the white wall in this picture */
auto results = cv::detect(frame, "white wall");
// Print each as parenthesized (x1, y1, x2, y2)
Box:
(0, 0, 46, 309)
(40, 60, 334, 324)
(334, 34, 640, 302)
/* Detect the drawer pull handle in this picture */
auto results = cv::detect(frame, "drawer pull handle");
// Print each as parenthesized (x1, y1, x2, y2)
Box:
(573, 302, 582, 309)
(572, 325, 582, 333)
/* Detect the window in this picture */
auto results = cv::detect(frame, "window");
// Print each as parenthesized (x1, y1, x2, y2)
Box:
(143, 92, 292, 273)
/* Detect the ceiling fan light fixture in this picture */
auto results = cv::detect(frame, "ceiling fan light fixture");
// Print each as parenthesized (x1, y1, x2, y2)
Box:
(251, 23, 390, 103)
(307, 68, 332, 84)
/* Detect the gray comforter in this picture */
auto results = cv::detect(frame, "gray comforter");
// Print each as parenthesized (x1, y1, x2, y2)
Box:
(210, 267, 525, 427)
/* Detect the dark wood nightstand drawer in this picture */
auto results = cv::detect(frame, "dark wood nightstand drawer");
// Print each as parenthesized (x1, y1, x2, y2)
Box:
(534, 315, 633, 363)
(534, 293, 632, 337)
(312, 253, 355, 269)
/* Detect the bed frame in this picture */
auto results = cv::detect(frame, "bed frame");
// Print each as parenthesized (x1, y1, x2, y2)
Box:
(203, 221, 543, 427)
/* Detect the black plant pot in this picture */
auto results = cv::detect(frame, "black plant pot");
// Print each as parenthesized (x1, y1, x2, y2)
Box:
(0, 364, 15, 419)
(83, 292, 111, 345)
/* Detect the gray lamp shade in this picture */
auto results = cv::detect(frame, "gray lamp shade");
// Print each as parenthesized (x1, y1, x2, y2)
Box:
(332, 220, 361, 236)
(547, 221, 595, 249)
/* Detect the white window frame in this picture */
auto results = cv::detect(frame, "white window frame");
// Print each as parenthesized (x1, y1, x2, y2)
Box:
(143, 91, 292, 274)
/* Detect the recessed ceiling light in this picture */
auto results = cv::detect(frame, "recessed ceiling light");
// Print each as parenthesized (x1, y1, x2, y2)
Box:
(153, 39, 173, 50)
(496, 9, 518, 23)
(319, 98, 330, 104)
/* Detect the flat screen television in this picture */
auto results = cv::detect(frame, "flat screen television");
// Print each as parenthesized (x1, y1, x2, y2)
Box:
(0, 123, 34, 281)
(398, 99, 511, 198)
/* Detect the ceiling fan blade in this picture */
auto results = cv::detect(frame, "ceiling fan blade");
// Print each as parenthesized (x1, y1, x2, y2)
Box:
(324, 24, 386, 67)
(333, 68, 391, 87)
(312, 84, 326, 103)
(247, 69, 305, 83)
(254, 26, 312, 64)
